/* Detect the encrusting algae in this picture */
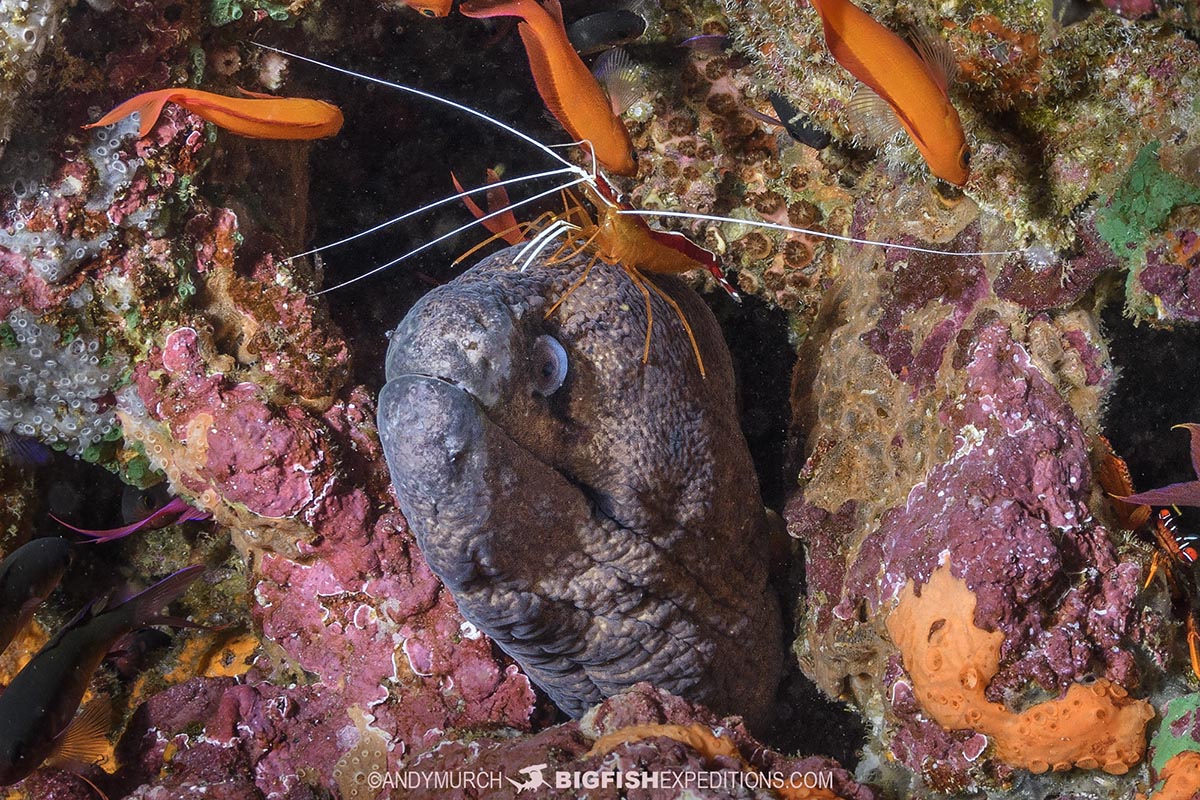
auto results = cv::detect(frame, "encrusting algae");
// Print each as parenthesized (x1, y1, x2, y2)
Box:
(887, 563, 1155, 775)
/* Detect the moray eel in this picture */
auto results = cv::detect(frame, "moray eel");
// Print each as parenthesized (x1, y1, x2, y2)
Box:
(378, 248, 783, 730)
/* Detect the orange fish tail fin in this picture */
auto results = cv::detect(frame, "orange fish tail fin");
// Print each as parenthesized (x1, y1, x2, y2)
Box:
(458, 0, 539, 20)
(83, 90, 174, 138)
(450, 170, 524, 245)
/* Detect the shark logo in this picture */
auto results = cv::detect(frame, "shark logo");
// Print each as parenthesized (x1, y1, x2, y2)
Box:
(507, 763, 549, 793)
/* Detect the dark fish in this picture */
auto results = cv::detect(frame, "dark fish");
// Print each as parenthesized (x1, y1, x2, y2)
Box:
(120, 482, 174, 526)
(102, 628, 173, 680)
(0, 433, 52, 468)
(0, 565, 203, 786)
(377, 248, 783, 731)
(0, 538, 72, 655)
(565, 9, 646, 56)
(747, 92, 833, 150)
(679, 33, 730, 55)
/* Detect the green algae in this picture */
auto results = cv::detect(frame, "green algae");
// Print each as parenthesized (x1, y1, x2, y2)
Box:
(209, 0, 291, 26)
(1149, 692, 1200, 773)
(1096, 141, 1200, 261)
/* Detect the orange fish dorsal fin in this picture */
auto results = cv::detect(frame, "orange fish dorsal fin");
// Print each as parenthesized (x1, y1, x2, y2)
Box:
(910, 30, 957, 95)
(235, 86, 278, 100)
(82, 89, 175, 138)
(847, 83, 903, 145)
(46, 697, 112, 771)
(542, 0, 564, 27)
(593, 47, 642, 115)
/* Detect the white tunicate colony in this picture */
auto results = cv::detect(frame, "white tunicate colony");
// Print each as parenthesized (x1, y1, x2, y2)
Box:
(0, 114, 141, 292)
(0, 306, 129, 456)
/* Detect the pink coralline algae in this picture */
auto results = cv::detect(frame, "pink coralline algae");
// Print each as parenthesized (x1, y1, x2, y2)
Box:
(790, 316, 1150, 790)
(1101, 0, 1160, 19)
(1136, 230, 1200, 323)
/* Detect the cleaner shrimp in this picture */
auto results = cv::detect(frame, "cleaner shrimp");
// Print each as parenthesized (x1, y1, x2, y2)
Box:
(258, 45, 1024, 372)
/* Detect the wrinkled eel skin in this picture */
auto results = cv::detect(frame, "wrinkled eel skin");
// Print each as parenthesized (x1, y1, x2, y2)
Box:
(378, 247, 783, 731)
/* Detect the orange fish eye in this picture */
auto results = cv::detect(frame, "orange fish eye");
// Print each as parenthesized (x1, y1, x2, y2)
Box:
(959, 146, 971, 170)
(420, 7, 436, 15)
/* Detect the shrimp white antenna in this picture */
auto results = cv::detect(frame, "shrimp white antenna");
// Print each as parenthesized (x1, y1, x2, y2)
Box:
(289, 166, 578, 260)
(313, 174, 592, 296)
(253, 43, 590, 181)
(619, 209, 1024, 259)
(516, 218, 580, 271)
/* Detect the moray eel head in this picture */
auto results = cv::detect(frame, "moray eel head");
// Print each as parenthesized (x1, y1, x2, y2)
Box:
(379, 247, 783, 731)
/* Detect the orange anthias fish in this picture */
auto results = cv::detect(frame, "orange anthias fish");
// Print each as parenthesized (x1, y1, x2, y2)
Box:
(808, 0, 970, 186)
(83, 88, 344, 140)
(459, 0, 638, 176)
(404, 0, 453, 16)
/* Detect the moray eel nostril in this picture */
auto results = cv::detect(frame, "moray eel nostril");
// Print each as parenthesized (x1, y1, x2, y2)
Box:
(378, 246, 783, 731)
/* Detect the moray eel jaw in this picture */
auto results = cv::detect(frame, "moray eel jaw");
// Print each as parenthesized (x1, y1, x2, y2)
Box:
(378, 374, 489, 588)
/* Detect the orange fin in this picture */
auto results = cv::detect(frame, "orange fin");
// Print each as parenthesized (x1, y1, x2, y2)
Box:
(543, 0, 564, 27)
(847, 83, 903, 145)
(47, 697, 112, 771)
(451, 170, 524, 245)
(911, 30, 957, 95)
(235, 86, 278, 100)
(82, 90, 174, 138)
(451, 170, 488, 220)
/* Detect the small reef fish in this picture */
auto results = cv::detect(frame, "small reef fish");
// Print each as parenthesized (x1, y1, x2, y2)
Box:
(451, 169, 526, 246)
(459, 0, 638, 176)
(0, 538, 72, 655)
(744, 92, 833, 150)
(52, 496, 210, 545)
(564, 9, 646, 56)
(808, 0, 970, 185)
(0, 565, 204, 786)
(83, 88, 344, 140)
(403, 0, 453, 16)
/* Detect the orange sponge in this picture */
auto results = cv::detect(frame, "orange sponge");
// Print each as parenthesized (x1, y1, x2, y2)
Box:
(887, 564, 1155, 774)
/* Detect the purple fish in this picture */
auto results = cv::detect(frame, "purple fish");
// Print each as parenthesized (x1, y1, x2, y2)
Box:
(1122, 423, 1200, 508)
(52, 497, 211, 544)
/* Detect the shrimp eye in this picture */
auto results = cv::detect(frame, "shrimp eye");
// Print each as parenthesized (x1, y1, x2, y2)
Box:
(959, 146, 971, 170)
(531, 334, 568, 396)
(420, 7, 436, 15)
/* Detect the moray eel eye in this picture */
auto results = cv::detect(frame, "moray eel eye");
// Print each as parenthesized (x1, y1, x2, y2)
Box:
(532, 334, 568, 396)
(420, 7, 436, 16)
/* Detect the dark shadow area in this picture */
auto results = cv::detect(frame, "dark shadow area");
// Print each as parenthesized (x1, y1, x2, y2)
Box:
(1102, 303, 1200, 497)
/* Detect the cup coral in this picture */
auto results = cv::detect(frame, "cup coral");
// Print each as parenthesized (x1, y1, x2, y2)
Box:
(887, 563, 1155, 775)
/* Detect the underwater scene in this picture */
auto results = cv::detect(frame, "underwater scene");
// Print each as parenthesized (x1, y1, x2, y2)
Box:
(2, 0, 1200, 797)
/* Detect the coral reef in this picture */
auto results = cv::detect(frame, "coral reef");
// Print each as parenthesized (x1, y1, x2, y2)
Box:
(784, 172, 1160, 794)
(0, 0, 66, 158)
(1, 0, 1199, 797)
